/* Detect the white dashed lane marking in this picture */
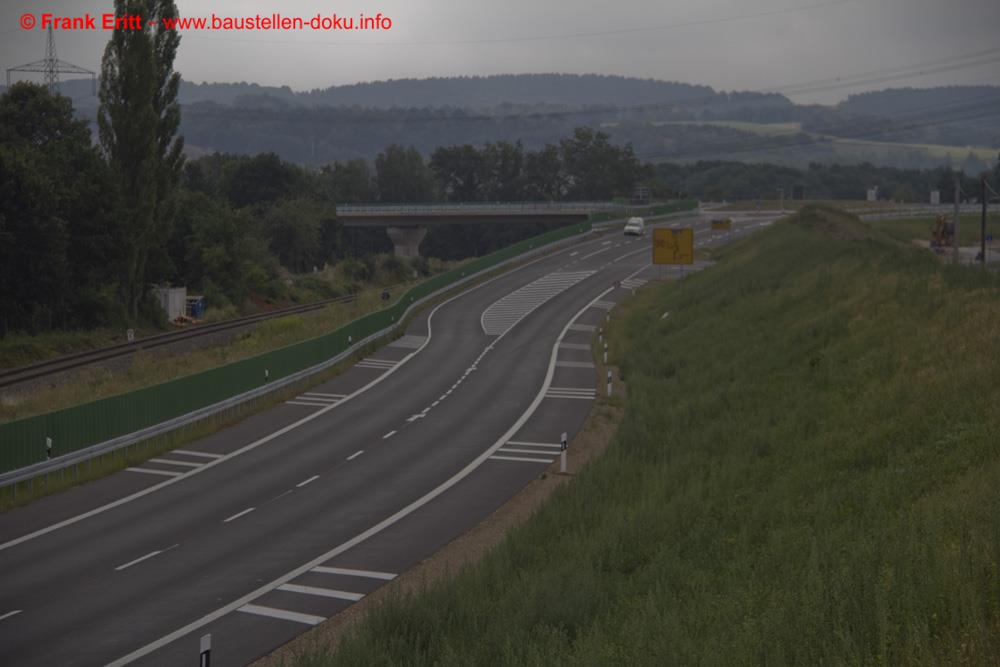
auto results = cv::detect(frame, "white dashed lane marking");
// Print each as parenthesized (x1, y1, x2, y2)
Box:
(126, 467, 183, 478)
(277, 583, 364, 602)
(311, 566, 397, 580)
(237, 604, 325, 626)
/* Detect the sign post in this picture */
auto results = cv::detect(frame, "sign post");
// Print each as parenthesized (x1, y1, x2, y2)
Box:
(606, 370, 613, 397)
(560, 431, 568, 474)
(200, 633, 211, 667)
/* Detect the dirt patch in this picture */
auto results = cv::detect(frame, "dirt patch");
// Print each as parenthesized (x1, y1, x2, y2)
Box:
(252, 353, 628, 666)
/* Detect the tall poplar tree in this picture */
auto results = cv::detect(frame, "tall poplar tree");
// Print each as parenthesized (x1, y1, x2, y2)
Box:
(98, 0, 184, 319)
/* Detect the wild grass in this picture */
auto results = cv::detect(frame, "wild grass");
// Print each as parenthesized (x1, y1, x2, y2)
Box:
(295, 206, 1000, 666)
(868, 212, 1000, 247)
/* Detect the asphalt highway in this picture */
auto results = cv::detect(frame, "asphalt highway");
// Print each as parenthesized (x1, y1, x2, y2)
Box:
(0, 212, 773, 666)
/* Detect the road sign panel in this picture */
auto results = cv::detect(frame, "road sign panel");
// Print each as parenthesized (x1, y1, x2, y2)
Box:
(652, 228, 694, 265)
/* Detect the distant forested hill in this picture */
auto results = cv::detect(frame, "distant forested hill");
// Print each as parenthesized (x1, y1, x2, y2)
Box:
(833, 86, 1000, 147)
(12, 75, 995, 171)
(48, 73, 792, 113)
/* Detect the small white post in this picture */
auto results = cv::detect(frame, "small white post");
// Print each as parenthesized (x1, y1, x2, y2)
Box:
(200, 633, 211, 667)
(348, 335, 352, 344)
(560, 431, 568, 474)
(606, 370, 613, 397)
(598, 327, 603, 344)
(264, 368, 269, 383)
(603, 343, 608, 365)
(606, 313, 610, 323)
(45, 436, 53, 460)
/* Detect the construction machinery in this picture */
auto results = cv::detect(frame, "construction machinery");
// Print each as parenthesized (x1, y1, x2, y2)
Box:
(930, 214, 954, 251)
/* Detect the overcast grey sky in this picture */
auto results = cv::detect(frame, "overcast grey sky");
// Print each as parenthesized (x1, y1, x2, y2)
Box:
(2, 0, 998, 103)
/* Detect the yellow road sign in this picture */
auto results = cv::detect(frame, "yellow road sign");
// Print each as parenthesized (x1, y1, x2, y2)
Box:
(711, 218, 733, 232)
(653, 228, 694, 265)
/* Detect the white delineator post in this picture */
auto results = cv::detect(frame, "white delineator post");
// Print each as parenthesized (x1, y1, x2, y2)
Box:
(200, 633, 211, 667)
(560, 431, 568, 474)
(45, 436, 53, 460)
(603, 342, 608, 365)
(606, 370, 612, 397)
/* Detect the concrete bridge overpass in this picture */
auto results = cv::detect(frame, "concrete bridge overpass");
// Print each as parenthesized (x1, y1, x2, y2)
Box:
(337, 202, 622, 257)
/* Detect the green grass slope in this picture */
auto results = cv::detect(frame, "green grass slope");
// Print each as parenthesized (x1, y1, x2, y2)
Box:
(304, 206, 1000, 666)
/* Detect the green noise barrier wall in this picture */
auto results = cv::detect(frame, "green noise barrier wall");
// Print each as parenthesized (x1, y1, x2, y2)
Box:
(0, 220, 597, 473)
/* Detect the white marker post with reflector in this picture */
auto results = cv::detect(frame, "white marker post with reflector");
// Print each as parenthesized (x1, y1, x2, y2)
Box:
(560, 432, 568, 474)
(606, 370, 612, 397)
(199, 633, 211, 667)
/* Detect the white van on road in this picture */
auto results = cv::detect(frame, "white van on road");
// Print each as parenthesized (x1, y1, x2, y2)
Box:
(624, 217, 645, 236)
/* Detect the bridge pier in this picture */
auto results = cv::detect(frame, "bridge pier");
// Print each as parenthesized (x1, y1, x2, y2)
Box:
(386, 226, 428, 258)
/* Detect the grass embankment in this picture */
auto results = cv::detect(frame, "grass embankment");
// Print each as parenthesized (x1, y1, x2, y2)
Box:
(301, 206, 1000, 665)
(0, 281, 426, 423)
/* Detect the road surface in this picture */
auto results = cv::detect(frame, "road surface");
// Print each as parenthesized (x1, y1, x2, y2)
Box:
(0, 212, 773, 666)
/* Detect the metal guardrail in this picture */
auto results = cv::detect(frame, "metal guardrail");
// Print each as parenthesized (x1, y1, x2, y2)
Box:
(0, 223, 597, 488)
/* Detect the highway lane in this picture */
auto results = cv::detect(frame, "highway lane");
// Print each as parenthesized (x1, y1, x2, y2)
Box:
(0, 212, 759, 666)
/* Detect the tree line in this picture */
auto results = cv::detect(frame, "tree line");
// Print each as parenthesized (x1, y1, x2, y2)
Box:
(649, 159, 1000, 204)
(1, 81, 645, 336)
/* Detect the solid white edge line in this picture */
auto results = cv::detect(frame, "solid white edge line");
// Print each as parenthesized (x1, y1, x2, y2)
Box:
(277, 583, 364, 602)
(0, 609, 23, 622)
(222, 507, 255, 523)
(104, 284, 616, 667)
(296, 475, 319, 488)
(311, 566, 397, 580)
(236, 604, 325, 626)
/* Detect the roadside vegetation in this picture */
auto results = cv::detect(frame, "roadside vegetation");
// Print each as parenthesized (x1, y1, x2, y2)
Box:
(0, 259, 451, 423)
(297, 205, 1000, 665)
(868, 211, 1000, 247)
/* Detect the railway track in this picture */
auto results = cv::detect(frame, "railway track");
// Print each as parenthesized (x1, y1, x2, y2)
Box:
(0, 293, 362, 390)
